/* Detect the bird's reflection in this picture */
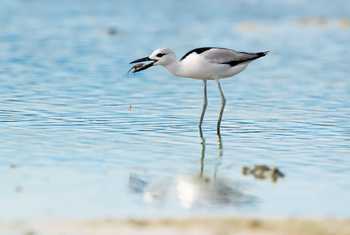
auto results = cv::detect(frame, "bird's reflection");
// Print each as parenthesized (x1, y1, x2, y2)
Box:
(199, 124, 223, 174)
(129, 131, 257, 209)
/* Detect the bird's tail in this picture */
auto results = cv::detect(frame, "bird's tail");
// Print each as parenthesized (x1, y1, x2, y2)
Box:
(256, 51, 270, 58)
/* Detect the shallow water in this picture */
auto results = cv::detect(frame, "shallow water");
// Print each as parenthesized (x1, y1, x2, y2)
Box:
(0, 0, 350, 220)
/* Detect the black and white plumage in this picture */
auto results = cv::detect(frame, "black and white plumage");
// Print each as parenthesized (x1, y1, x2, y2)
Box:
(180, 47, 266, 65)
(130, 47, 269, 136)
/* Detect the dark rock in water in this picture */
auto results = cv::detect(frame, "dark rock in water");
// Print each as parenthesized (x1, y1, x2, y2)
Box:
(271, 168, 285, 182)
(242, 166, 250, 175)
(241, 165, 285, 182)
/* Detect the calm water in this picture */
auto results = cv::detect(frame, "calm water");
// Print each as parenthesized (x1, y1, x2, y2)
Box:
(1, 0, 350, 220)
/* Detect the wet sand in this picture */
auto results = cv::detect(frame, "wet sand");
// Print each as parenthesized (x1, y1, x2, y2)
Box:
(2, 218, 349, 235)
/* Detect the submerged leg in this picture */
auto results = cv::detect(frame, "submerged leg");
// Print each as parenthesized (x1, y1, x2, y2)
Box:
(199, 139, 206, 178)
(199, 80, 208, 140)
(216, 80, 226, 136)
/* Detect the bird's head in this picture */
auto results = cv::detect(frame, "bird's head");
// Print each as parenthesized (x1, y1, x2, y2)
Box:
(149, 48, 176, 66)
(129, 48, 176, 73)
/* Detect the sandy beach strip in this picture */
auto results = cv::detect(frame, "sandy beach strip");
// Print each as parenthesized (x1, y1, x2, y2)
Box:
(1, 217, 349, 235)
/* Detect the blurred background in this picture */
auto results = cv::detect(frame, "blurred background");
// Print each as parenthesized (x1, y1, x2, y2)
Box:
(0, 0, 349, 221)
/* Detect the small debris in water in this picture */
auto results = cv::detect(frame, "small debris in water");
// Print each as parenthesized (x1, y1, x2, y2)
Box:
(107, 27, 118, 36)
(10, 163, 17, 169)
(15, 186, 23, 193)
(242, 165, 284, 182)
(128, 105, 133, 111)
(24, 230, 36, 235)
(297, 17, 328, 27)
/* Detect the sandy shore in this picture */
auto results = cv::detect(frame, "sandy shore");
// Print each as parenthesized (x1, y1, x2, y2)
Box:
(1, 218, 349, 235)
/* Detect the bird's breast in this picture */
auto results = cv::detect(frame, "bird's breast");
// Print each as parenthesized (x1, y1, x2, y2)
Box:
(177, 54, 219, 79)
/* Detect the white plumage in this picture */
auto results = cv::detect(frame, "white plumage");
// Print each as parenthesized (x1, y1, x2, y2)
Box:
(130, 47, 268, 137)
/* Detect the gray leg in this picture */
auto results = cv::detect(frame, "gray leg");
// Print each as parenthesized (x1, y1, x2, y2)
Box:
(199, 80, 208, 140)
(216, 80, 226, 136)
(199, 140, 206, 178)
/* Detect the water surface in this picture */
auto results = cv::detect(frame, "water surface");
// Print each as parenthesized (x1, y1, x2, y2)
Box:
(0, 0, 350, 220)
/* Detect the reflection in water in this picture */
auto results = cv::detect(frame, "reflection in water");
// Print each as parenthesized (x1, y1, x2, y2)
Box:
(217, 134, 223, 158)
(242, 165, 285, 183)
(199, 137, 206, 178)
(129, 174, 148, 194)
(199, 126, 222, 177)
(129, 131, 257, 209)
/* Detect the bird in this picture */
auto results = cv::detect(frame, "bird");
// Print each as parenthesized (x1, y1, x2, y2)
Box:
(129, 47, 268, 138)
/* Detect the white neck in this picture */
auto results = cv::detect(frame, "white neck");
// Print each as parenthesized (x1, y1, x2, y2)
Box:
(163, 60, 183, 77)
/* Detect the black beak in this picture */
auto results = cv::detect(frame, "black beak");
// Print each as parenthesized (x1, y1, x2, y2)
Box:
(129, 56, 156, 73)
(130, 57, 154, 64)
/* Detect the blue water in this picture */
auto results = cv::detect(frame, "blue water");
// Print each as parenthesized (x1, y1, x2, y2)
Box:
(1, 0, 350, 220)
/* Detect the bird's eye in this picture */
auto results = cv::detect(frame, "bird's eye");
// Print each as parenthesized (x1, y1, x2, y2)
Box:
(156, 53, 166, 57)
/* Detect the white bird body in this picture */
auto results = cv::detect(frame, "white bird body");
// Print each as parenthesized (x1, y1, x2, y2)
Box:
(130, 47, 266, 80)
(166, 52, 249, 80)
(130, 47, 268, 136)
